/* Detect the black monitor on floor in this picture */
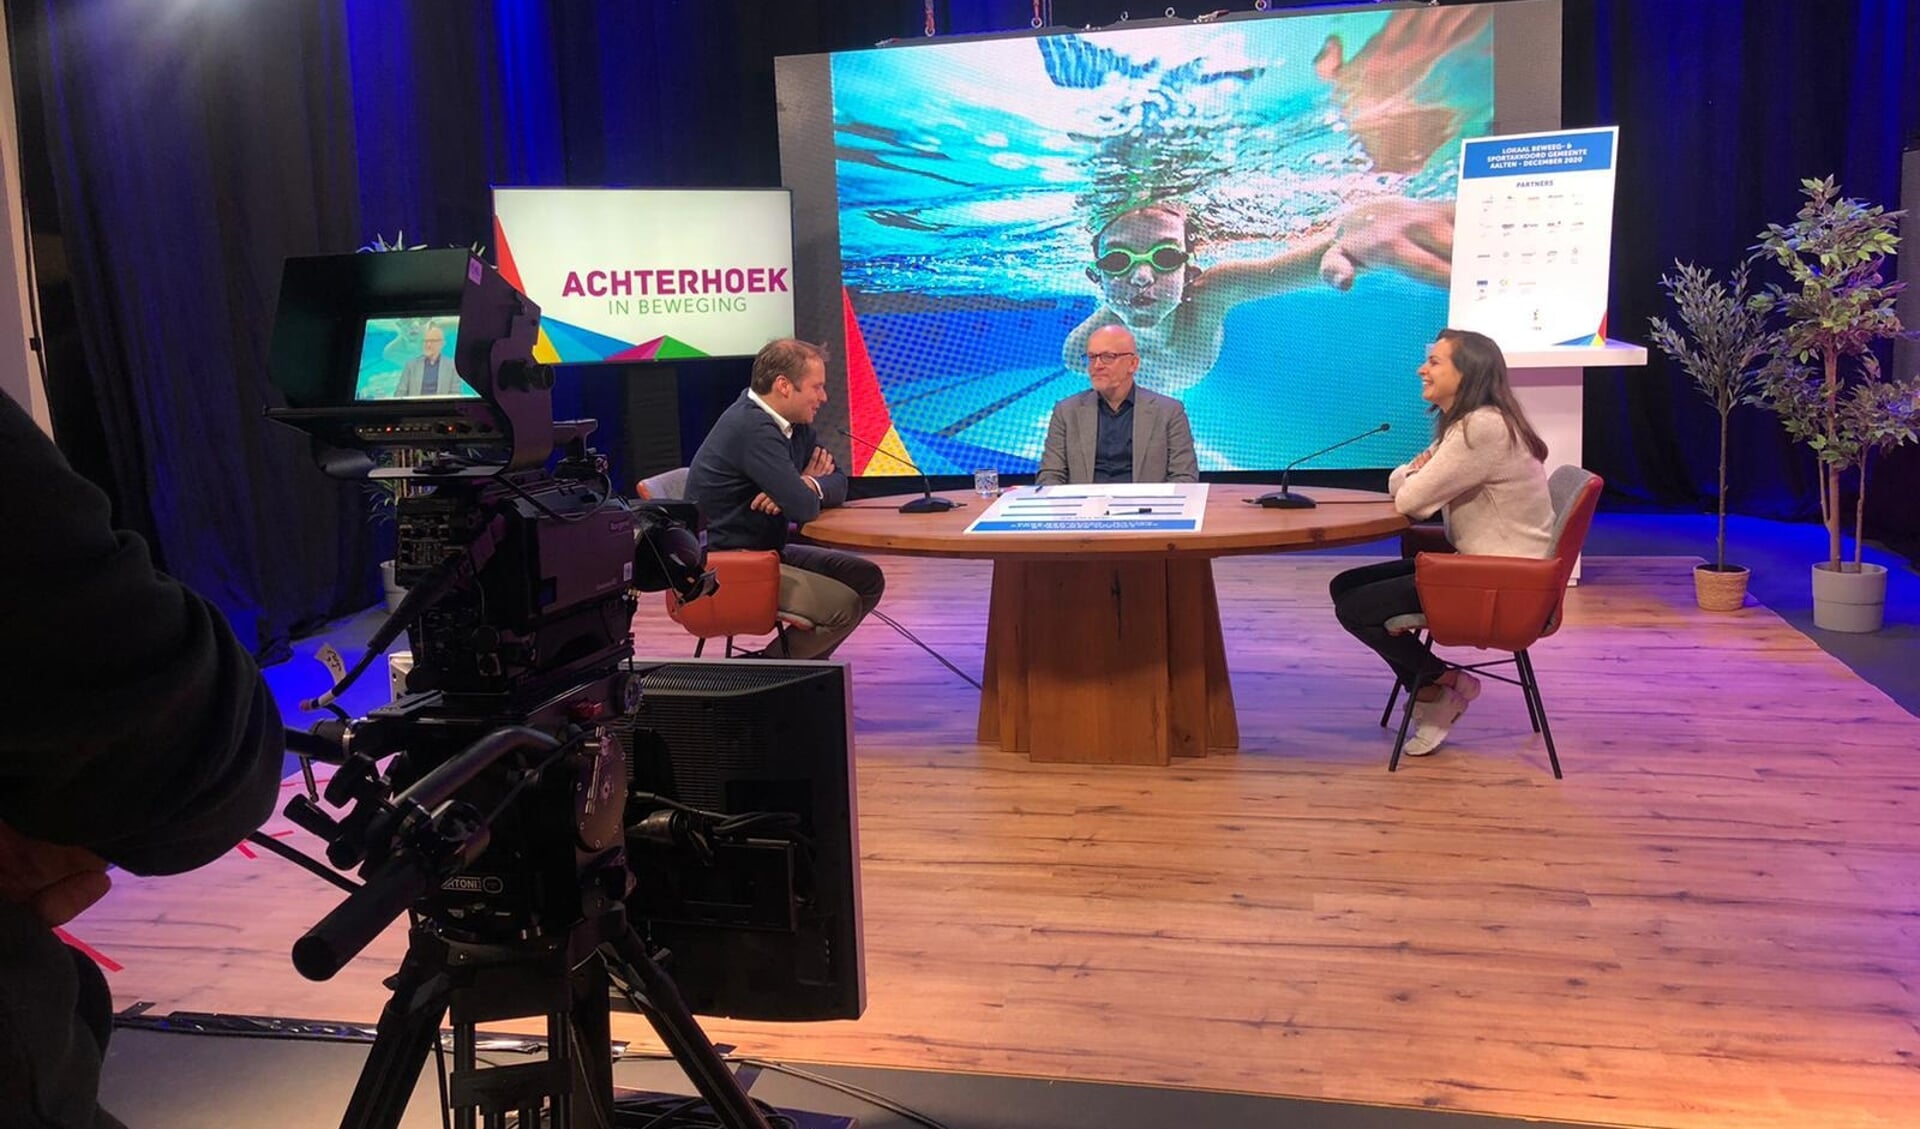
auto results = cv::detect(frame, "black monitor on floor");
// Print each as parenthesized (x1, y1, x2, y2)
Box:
(613, 659, 864, 1022)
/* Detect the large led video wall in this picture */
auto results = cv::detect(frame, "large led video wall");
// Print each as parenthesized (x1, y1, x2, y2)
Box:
(776, 1, 1561, 475)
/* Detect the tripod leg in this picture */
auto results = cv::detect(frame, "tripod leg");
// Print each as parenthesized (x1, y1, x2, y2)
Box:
(603, 927, 775, 1129)
(340, 929, 453, 1129)
(561, 953, 617, 1129)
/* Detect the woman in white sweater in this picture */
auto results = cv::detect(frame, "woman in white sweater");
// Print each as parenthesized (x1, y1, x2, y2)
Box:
(1330, 329, 1553, 756)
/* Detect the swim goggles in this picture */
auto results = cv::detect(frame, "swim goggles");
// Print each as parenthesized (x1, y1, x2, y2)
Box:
(1092, 241, 1189, 276)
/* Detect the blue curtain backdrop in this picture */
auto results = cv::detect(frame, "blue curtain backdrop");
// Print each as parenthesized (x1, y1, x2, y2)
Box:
(14, 0, 369, 655)
(1564, 0, 1920, 535)
(11, 0, 1920, 657)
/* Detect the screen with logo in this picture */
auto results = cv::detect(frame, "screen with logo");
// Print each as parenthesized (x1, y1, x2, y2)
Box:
(491, 188, 798, 364)
(353, 315, 475, 401)
(775, 2, 1562, 475)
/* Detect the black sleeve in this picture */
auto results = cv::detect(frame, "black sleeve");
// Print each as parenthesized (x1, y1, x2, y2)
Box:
(0, 393, 284, 876)
(813, 469, 849, 509)
(741, 423, 824, 523)
(788, 423, 848, 508)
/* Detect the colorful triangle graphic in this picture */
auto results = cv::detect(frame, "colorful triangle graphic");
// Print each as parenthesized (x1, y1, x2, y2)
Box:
(651, 337, 710, 360)
(603, 336, 708, 362)
(857, 426, 920, 476)
(1555, 313, 1610, 349)
(541, 316, 638, 362)
(842, 287, 894, 475)
(493, 217, 525, 293)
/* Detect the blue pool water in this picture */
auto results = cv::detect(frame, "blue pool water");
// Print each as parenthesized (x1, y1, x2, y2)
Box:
(827, 11, 1495, 473)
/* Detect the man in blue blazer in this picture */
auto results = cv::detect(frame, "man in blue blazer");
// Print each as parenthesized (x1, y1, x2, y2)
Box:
(1036, 324, 1199, 485)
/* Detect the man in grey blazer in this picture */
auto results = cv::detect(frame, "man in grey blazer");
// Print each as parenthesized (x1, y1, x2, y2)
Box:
(1036, 324, 1199, 485)
(394, 322, 458, 398)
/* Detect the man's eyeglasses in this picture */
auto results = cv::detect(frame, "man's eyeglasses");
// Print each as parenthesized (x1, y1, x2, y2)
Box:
(1093, 241, 1189, 276)
(1085, 350, 1136, 366)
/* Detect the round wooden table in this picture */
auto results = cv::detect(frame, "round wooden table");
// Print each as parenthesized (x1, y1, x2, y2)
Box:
(800, 485, 1409, 766)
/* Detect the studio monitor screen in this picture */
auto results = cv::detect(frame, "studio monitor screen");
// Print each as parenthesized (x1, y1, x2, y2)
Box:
(616, 659, 863, 1023)
(492, 187, 797, 365)
(354, 314, 476, 402)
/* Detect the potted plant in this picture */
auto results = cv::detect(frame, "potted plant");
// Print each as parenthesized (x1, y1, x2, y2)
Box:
(1648, 261, 1774, 610)
(1750, 177, 1920, 632)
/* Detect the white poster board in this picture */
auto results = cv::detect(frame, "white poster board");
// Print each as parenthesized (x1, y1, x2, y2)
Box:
(965, 483, 1209, 535)
(1447, 127, 1620, 352)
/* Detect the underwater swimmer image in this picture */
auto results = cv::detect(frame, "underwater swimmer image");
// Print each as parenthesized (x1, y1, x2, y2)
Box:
(1062, 193, 1457, 395)
(829, 6, 1492, 472)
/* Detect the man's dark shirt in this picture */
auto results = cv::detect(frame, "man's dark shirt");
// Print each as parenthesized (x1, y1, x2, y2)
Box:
(418, 356, 448, 395)
(685, 391, 848, 551)
(1092, 386, 1137, 483)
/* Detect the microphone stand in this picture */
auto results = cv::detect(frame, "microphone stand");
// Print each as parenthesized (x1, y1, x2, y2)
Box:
(1253, 423, 1392, 509)
(898, 492, 959, 514)
(834, 426, 959, 513)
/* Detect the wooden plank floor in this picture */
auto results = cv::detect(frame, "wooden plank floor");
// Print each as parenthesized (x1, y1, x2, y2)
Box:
(73, 554, 1920, 1128)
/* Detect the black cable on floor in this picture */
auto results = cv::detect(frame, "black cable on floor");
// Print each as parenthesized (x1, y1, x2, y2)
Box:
(610, 1050, 953, 1129)
(732, 1058, 954, 1129)
(608, 1092, 797, 1128)
(871, 608, 981, 691)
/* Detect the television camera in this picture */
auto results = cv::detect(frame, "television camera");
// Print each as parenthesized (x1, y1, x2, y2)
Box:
(264, 249, 788, 1129)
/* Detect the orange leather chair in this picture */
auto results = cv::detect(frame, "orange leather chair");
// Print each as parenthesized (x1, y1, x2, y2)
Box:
(635, 466, 689, 502)
(1382, 466, 1604, 777)
(666, 549, 805, 657)
(635, 468, 814, 657)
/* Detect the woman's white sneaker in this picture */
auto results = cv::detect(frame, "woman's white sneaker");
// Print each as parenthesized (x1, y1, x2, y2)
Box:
(1403, 685, 1471, 756)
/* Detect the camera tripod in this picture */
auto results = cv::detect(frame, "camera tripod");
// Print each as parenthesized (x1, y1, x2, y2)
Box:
(338, 905, 774, 1129)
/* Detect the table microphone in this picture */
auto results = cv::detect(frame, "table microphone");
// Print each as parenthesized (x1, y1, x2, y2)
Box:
(831, 426, 960, 513)
(1251, 422, 1391, 509)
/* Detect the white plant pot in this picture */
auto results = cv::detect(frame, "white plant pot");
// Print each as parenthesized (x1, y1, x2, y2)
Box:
(1810, 561, 1887, 633)
(379, 559, 408, 613)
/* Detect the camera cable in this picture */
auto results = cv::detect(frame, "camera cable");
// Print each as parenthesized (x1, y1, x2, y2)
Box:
(242, 829, 360, 894)
(604, 1051, 954, 1129)
(869, 609, 982, 691)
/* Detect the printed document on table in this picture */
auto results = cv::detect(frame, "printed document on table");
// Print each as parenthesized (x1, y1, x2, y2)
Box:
(964, 483, 1209, 534)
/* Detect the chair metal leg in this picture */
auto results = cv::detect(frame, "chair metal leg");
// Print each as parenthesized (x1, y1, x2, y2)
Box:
(1380, 678, 1404, 728)
(693, 638, 706, 658)
(774, 624, 792, 658)
(1380, 631, 1429, 728)
(1516, 650, 1562, 779)
(1387, 671, 1435, 772)
(1519, 659, 1543, 734)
